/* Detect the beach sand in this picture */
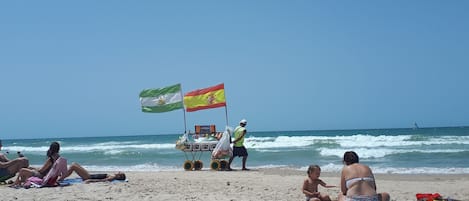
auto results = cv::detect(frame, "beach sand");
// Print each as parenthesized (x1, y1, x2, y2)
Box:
(1, 168, 468, 201)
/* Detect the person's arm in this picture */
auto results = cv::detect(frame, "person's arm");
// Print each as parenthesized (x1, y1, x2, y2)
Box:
(319, 179, 336, 188)
(365, 166, 377, 191)
(340, 168, 347, 195)
(371, 172, 377, 191)
(37, 159, 52, 174)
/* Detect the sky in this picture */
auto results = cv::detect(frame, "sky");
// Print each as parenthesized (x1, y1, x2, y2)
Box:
(1, 1, 468, 139)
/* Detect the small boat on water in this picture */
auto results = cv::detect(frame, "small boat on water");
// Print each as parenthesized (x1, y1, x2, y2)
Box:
(413, 122, 419, 129)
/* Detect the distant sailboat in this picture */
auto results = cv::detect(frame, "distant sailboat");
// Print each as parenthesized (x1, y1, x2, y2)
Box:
(413, 122, 419, 129)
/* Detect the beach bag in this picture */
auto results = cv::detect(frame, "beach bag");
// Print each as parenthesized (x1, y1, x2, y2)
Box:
(212, 126, 233, 159)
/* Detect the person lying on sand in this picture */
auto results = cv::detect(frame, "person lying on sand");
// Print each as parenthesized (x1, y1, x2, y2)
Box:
(63, 162, 126, 183)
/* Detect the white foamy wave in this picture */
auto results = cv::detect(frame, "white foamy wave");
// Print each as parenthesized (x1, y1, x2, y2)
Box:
(371, 166, 469, 174)
(245, 135, 336, 149)
(103, 150, 124, 155)
(319, 148, 396, 158)
(298, 164, 469, 174)
(62, 143, 176, 152)
(244, 135, 469, 150)
(4, 146, 50, 152)
(81, 163, 182, 172)
(336, 135, 411, 147)
(318, 147, 467, 158)
(6, 143, 176, 153)
(335, 135, 455, 148)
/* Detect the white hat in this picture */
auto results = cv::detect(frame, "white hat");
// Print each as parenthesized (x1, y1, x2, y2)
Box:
(239, 119, 247, 124)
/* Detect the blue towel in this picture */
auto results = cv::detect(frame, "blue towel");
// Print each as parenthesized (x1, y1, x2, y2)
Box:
(59, 177, 128, 186)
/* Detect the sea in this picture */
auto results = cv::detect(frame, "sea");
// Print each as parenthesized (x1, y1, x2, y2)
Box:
(2, 126, 469, 174)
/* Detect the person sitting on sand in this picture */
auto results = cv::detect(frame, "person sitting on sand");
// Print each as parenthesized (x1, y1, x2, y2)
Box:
(338, 151, 390, 201)
(63, 162, 126, 183)
(303, 164, 336, 201)
(12, 141, 61, 186)
(0, 140, 29, 182)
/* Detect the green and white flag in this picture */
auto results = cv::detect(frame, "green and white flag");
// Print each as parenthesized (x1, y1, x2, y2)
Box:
(139, 84, 183, 113)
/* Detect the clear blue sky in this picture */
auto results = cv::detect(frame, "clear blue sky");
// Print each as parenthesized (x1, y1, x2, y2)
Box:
(1, 1, 468, 139)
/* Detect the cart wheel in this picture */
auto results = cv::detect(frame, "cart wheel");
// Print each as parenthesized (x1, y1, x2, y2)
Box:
(210, 160, 220, 171)
(219, 160, 228, 170)
(194, 160, 203, 170)
(183, 160, 194, 171)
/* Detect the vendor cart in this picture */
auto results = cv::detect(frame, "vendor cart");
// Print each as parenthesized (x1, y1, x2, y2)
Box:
(176, 125, 231, 171)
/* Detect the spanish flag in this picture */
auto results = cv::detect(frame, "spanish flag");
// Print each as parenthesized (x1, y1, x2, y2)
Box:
(184, 83, 226, 112)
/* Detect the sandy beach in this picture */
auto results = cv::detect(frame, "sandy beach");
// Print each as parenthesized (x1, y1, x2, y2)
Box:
(1, 168, 468, 201)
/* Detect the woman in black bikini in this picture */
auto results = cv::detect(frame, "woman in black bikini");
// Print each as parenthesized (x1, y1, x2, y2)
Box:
(63, 162, 126, 183)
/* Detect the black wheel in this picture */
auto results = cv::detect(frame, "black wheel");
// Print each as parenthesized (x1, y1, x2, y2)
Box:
(194, 160, 203, 170)
(183, 160, 194, 171)
(210, 160, 220, 171)
(219, 160, 228, 170)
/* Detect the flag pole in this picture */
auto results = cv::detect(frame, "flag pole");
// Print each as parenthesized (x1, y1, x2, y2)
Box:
(223, 83, 229, 126)
(183, 108, 187, 133)
(224, 105, 229, 126)
(180, 83, 187, 133)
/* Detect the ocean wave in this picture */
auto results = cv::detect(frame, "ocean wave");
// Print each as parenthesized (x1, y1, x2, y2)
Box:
(318, 147, 468, 158)
(298, 164, 469, 174)
(25, 162, 469, 174)
(243, 135, 469, 149)
(6, 142, 176, 153)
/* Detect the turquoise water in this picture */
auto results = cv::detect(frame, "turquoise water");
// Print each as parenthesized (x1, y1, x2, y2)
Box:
(2, 126, 469, 174)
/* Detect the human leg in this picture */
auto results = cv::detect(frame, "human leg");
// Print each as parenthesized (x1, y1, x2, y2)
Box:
(227, 156, 234, 170)
(319, 193, 332, 201)
(64, 162, 91, 180)
(242, 156, 249, 170)
(307, 197, 320, 201)
(12, 167, 35, 186)
(239, 146, 248, 170)
(337, 193, 346, 201)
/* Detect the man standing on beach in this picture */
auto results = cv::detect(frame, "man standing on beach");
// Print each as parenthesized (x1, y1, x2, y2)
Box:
(227, 119, 250, 171)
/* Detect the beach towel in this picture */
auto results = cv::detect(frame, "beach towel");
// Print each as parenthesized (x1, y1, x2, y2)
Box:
(59, 177, 128, 185)
(19, 176, 127, 189)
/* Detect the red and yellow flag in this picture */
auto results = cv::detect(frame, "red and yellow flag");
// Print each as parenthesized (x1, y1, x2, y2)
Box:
(184, 83, 226, 112)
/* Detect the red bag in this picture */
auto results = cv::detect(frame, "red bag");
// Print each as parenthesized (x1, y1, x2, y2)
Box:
(416, 193, 442, 201)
